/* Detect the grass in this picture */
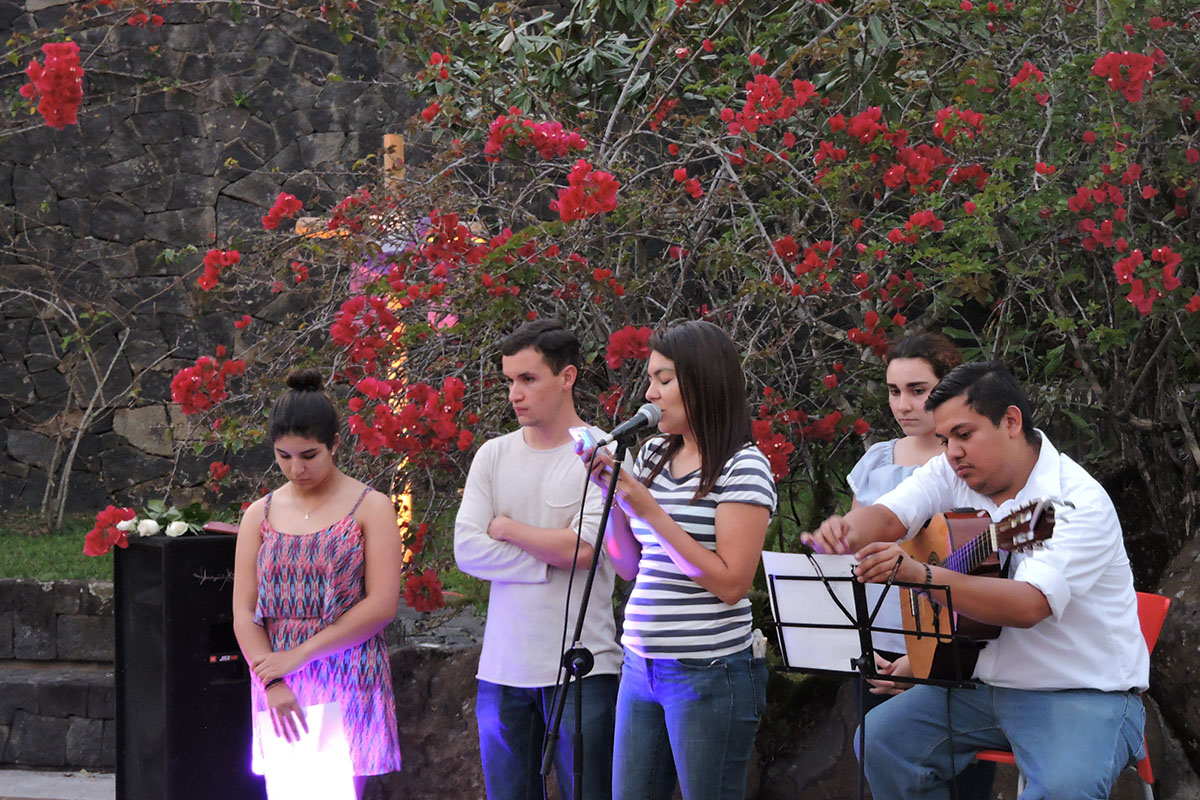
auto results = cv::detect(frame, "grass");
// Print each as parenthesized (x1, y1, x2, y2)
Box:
(0, 512, 113, 581)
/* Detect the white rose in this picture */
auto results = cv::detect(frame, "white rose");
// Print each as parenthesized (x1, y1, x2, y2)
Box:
(165, 521, 188, 538)
(137, 519, 161, 537)
(115, 519, 137, 532)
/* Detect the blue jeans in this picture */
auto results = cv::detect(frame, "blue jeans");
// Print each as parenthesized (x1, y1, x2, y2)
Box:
(613, 648, 768, 800)
(476, 674, 618, 800)
(859, 683, 1145, 800)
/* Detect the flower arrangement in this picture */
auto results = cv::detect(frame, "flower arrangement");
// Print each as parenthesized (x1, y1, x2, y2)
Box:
(84, 500, 215, 556)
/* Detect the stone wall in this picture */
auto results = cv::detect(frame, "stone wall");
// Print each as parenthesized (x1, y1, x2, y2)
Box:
(0, 0, 418, 511)
(0, 579, 115, 768)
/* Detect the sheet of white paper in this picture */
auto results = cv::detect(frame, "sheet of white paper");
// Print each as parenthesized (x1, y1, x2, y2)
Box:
(254, 701, 356, 800)
(760, 551, 889, 673)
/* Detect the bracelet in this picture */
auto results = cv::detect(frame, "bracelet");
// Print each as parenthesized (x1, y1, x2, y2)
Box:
(264, 677, 285, 690)
(923, 563, 933, 591)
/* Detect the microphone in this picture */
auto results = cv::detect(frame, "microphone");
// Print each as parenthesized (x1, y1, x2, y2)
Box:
(596, 403, 663, 447)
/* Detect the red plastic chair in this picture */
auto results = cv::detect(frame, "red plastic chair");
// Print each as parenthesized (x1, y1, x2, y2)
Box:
(974, 591, 1169, 799)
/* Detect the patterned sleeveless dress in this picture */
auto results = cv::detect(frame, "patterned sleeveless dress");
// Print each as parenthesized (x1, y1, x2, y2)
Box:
(250, 488, 402, 776)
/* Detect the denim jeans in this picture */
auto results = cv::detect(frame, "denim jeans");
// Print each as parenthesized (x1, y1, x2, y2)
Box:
(612, 648, 768, 800)
(476, 674, 618, 800)
(859, 683, 1145, 800)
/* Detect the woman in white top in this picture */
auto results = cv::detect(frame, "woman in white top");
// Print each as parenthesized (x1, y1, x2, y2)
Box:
(579, 320, 776, 800)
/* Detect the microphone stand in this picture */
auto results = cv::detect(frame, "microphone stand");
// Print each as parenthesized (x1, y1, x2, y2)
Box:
(541, 433, 632, 799)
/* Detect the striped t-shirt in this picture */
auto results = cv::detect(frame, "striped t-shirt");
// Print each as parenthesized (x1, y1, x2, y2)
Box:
(623, 437, 777, 659)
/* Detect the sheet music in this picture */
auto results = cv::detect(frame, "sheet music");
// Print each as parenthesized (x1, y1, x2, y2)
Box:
(761, 551, 889, 673)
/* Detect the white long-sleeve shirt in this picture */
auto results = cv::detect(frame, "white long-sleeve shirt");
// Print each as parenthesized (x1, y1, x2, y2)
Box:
(454, 427, 622, 686)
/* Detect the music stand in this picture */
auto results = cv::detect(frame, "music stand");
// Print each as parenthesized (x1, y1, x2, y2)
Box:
(760, 551, 978, 800)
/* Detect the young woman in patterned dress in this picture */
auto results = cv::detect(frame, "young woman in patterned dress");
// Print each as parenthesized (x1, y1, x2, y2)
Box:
(233, 369, 403, 798)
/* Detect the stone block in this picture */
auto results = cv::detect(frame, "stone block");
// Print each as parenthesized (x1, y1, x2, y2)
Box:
(291, 46, 336, 81)
(273, 109, 314, 143)
(129, 111, 185, 144)
(144, 207, 216, 245)
(315, 80, 366, 110)
(221, 172, 279, 207)
(216, 195, 266, 236)
(299, 131, 346, 170)
(0, 612, 11, 659)
(121, 180, 172, 214)
(113, 405, 173, 458)
(100, 446, 173, 491)
(53, 582, 85, 615)
(57, 197, 94, 238)
(7, 430, 54, 472)
(12, 166, 58, 229)
(88, 155, 160, 196)
(7, 710, 68, 766)
(31, 367, 68, 403)
(38, 679, 89, 717)
(0, 723, 7, 763)
(65, 717, 106, 768)
(202, 107, 253, 142)
(101, 719, 116, 766)
(90, 194, 145, 244)
(217, 139, 266, 181)
(11, 582, 55, 661)
(56, 615, 114, 662)
(79, 237, 138, 279)
(81, 582, 113, 616)
(88, 681, 115, 720)
(61, 471, 110, 515)
(167, 175, 223, 210)
(0, 673, 37, 725)
(253, 26, 295, 61)
(165, 22, 207, 52)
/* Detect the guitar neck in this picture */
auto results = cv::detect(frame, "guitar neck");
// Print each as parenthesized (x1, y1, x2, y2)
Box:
(943, 526, 998, 575)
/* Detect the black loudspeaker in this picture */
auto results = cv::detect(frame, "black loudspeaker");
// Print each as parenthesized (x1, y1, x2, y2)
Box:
(115, 533, 267, 800)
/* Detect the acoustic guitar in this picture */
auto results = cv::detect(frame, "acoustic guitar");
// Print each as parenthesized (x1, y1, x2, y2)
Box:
(898, 499, 1056, 681)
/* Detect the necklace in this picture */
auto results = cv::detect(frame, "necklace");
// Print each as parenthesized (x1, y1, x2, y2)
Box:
(294, 487, 334, 520)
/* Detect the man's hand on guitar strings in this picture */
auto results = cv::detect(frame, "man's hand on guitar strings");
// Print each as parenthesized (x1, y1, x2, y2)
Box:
(854, 541, 924, 585)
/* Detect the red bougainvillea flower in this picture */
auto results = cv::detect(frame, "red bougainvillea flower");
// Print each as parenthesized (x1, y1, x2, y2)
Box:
(1009, 61, 1045, 89)
(484, 108, 588, 162)
(606, 326, 653, 369)
(262, 192, 302, 230)
(233, 314, 252, 330)
(170, 353, 247, 415)
(1186, 295, 1200, 313)
(773, 235, 799, 262)
(420, 101, 440, 123)
(209, 461, 231, 484)
(404, 569, 445, 612)
(83, 505, 137, 557)
(20, 41, 84, 130)
(1091, 51, 1155, 102)
(822, 374, 838, 389)
(853, 418, 871, 435)
(550, 159, 620, 222)
(197, 249, 240, 291)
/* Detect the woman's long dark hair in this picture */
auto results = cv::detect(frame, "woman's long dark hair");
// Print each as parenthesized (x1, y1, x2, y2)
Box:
(642, 321, 753, 501)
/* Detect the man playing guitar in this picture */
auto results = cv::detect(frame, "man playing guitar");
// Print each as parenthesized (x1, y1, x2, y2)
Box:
(804, 362, 1148, 800)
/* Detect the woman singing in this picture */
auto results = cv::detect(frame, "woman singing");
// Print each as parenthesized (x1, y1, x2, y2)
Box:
(579, 320, 776, 800)
(232, 369, 403, 798)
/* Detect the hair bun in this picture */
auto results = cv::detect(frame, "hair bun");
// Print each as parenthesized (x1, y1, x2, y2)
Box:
(286, 368, 324, 393)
